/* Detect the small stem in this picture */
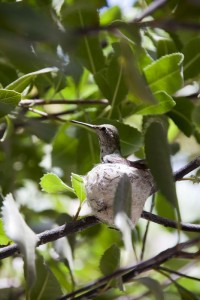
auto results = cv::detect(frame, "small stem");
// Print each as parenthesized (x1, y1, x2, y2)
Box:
(19, 99, 109, 107)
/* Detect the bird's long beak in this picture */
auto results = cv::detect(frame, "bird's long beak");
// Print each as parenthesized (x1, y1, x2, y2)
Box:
(70, 120, 96, 130)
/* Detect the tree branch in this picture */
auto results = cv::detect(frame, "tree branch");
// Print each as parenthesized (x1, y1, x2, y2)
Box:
(1, 212, 200, 260)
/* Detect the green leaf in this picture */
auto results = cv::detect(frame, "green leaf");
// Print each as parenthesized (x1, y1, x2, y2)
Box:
(0, 89, 21, 118)
(99, 244, 120, 276)
(134, 91, 175, 115)
(52, 123, 79, 178)
(0, 62, 18, 87)
(30, 255, 62, 300)
(113, 174, 132, 221)
(107, 53, 128, 117)
(144, 118, 180, 216)
(144, 53, 184, 94)
(6, 67, 58, 93)
(136, 277, 165, 300)
(155, 192, 176, 223)
(40, 173, 74, 194)
(121, 42, 156, 104)
(157, 38, 178, 58)
(62, 4, 105, 74)
(183, 37, 200, 79)
(2, 194, 39, 287)
(27, 120, 58, 143)
(94, 45, 128, 117)
(71, 173, 86, 202)
(168, 97, 194, 137)
(100, 5, 121, 25)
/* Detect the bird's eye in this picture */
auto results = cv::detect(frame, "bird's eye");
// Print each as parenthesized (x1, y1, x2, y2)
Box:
(101, 126, 106, 132)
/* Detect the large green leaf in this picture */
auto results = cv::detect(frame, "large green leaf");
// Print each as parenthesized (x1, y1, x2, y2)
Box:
(6, 67, 58, 93)
(144, 53, 184, 95)
(134, 91, 175, 115)
(0, 89, 21, 118)
(144, 118, 180, 217)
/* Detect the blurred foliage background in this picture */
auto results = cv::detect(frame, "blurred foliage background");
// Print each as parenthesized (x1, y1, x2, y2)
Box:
(0, 0, 200, 299)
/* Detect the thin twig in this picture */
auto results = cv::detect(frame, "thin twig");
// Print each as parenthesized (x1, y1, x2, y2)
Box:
(27, 107, 75, 122)
(174, 156, 200, 181)
(141, 211, 200, 232)
(135, 0, 167, 22)
(19, 99, 109, 107)
(156, 266, 200, 282)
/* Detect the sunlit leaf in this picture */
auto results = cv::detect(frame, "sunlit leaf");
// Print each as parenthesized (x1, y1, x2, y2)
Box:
(134, 91, 175, 115)
(71, 173, 86, 202)
(40, 173, 74, 194)
(144, 53, 184, 94)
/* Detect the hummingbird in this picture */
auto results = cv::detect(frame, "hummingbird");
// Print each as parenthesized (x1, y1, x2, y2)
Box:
(71, 120, 154, 226)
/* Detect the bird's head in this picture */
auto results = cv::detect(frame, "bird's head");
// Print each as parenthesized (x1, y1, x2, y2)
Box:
(71, 120, 121, 161)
